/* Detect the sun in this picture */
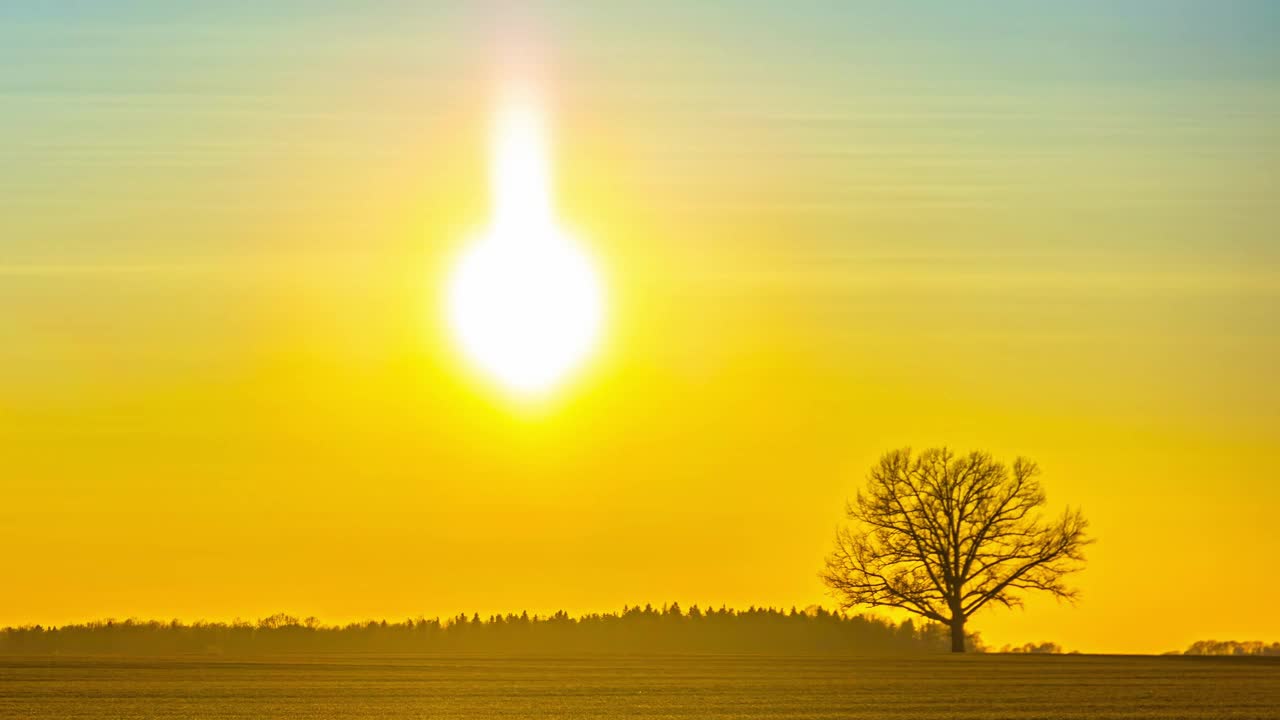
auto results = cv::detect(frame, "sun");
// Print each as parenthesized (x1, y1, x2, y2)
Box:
(445, 91, 605, 398)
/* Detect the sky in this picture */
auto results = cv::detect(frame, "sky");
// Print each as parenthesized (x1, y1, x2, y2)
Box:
(2, 1, 1278, 654)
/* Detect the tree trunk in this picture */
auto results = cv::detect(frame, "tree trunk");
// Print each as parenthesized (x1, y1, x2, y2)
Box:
(950, 617, 966, 653)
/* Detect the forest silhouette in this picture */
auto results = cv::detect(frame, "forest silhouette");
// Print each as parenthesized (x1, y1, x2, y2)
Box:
(0, 605, 977, 656)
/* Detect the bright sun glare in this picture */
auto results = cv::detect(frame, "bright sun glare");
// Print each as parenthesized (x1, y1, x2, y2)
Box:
(446, 90, 604, 398)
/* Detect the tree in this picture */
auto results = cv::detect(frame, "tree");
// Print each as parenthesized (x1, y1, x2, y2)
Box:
(822, 447, 1091, 652)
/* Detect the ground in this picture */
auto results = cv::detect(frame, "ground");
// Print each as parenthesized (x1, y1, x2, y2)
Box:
(2, 654, 1278, 719)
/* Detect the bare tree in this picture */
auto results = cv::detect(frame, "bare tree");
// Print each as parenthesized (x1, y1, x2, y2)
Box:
(822, 447, 1091, 652)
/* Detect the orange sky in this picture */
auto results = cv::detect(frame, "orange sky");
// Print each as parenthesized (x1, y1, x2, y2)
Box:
(2, 2, 1278, 653)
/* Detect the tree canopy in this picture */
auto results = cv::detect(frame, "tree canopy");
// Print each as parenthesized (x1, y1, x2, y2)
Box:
(823, 447, 1091, 652)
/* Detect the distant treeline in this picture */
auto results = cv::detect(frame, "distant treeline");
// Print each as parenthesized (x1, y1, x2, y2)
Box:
(1177, 640, 1280, 656)
(0, 604, 975, 656)
(998, 641, 1067, 654)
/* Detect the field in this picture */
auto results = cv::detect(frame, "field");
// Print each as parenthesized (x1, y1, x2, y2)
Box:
(1, 654, 1278, 719)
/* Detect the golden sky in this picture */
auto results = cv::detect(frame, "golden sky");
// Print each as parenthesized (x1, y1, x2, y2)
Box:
(2, 2, 1278, 653)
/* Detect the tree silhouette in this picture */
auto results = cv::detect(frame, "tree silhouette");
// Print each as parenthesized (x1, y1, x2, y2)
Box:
(822, 447, 1091, 652)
